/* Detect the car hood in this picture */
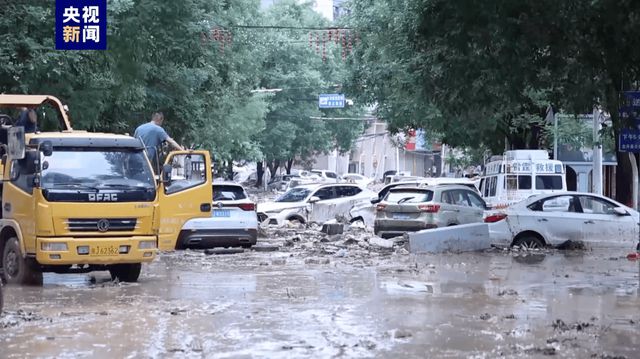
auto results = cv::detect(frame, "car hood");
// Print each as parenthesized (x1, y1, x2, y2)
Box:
(257, 201, 306, 212)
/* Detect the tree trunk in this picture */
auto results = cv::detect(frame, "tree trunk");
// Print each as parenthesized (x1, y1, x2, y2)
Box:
(267, 159, 280, 178)
(256, 161, 264, 188)
(226, 161, 233, 181)
(285, 158, 294, 174)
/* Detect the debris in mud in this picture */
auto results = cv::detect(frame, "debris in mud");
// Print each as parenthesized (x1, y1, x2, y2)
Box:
(552, 319, 592, 332)
(204, 248, 245, 255)
(393, 329, 413, 339)
(504, 314, 516, 319)
(480, 313, 492, 320)
(253, 244, 280, 252)
(524, 346, 557, 356)
(557, 240, 586, 250)
(498, 289, 518, 296)
(0, 310, 46, 328)
(305, 258, 331, 265)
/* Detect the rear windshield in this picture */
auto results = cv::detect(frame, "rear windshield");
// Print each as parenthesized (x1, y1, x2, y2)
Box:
(385, 190, 433, 203)
(213, 185, 247, 201)
(535, 175, 563, 190)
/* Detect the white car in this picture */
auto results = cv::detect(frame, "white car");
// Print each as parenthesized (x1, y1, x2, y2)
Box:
(176, 182, 258, 249)
(486, 192, 640, 249)
(310, 170, 340, 182)
(257, 183, 375, 226)
(342, 173, 374, 187)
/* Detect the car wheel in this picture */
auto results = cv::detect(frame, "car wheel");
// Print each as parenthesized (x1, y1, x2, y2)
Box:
(108, 263, 142, 283)
(2, 237, 43, 285)
(513, 235, 544, 250)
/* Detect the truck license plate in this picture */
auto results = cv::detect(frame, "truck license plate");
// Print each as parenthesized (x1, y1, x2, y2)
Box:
(213, 209, 230, 217)
(91, 245, 119, 256)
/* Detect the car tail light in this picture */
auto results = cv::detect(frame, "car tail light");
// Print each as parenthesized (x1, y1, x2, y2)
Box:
(376, 204, 387, 212)
(484, 213, 508, 223)
(418, 204, 440, 213)
(237, 203, 256, 211)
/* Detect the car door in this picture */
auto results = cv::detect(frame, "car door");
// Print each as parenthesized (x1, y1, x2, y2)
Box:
(439, 190, 464, 225)
(307, 186, 337, 222)
(157, 151, 213, 250)
(575, 195, 638, 247)
(466, 191, 487, 223)
(517, 195, 584, 245)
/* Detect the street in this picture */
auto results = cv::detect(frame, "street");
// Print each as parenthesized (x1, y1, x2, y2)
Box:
(1, 228, 639, 358)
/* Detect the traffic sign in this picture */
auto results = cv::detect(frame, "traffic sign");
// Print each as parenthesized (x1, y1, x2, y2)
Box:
(619, 128, 640, 152)
(319, 94, 345, 109)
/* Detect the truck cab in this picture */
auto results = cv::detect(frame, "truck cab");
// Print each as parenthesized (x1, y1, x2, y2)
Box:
(0, 95, 212, 284)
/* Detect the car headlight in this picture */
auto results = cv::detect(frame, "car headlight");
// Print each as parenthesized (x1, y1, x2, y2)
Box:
(138, 240, 157, 249)
(41, 242, 68, 251)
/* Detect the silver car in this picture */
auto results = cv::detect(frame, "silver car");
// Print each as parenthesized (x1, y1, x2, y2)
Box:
(374, 185, 488, 238)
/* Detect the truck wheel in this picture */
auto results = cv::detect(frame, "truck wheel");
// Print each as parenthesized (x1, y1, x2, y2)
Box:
(2, 237, 42, 285)
(108, 263, 142, 283)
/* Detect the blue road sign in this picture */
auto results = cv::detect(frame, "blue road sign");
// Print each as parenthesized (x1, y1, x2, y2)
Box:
(619, 128, 640, 152)
(319, 94, 345, 109)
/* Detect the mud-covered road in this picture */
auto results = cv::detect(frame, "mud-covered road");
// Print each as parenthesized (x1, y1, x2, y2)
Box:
(1, 228, 639, 358)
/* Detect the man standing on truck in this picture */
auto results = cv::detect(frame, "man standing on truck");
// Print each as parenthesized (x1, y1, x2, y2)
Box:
(15, 108, 39, 133)
(134, 111, 184, 171)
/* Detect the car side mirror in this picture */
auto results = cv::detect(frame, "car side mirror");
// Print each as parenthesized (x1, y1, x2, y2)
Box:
(40, 140, 53, 157)
(308, 196, 320, 203)
(370, 197, 381, 204)
(161, 164, 173, 185)
(613, 207, 629, 216)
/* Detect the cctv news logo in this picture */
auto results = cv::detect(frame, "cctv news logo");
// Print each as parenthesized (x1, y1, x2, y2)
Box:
(55, 0, 107, 50)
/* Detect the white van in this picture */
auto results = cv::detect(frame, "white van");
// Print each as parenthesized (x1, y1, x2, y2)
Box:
(479, 150, 566, 209)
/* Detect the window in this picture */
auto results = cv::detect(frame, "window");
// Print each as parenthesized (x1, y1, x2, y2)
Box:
(337, 186, 361, 197)
(443, 190, 470, 206)
(535, 175, 563, 190)
(518, 175, 532, 190)
(386, 189, 433, 203)
(528, 195, 575, 212)
(313, 187, 336, 200)
(506, 175, 517, 190)
(326, 172, 338, 179)
(479, 178, 485, 195)
(577, 196, 617, 215)
(489, 176, 497, 197)
(213, 185, 247, 201)
(276, 187, 311, 203)
(467, 192, 486, 209)
(165, 154, 207, 194)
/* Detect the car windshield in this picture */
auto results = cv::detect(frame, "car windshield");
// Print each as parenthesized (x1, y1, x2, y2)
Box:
(385, 189, 433, 203)
(213, 185, 246, 201)
(275, 187, 312, 202)
(41, 148, 155, 190)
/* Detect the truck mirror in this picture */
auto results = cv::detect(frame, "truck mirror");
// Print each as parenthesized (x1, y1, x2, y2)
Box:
(40, 140, 53, 156)
(7, 127, 25, 160)
(161, 164, 173, 185)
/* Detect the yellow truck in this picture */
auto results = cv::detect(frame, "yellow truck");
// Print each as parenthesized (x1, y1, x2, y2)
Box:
(0, 95, 212, 284)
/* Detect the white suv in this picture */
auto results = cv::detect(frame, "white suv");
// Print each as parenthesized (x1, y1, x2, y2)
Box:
(310, 170, 340, 182)
(257, 183, 374, 226)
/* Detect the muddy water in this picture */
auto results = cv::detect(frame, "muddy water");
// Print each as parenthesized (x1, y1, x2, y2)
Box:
(1, 249, 639, 358)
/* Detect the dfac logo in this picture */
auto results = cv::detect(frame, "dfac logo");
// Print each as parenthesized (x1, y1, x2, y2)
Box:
(55, 0, 107, 50)
(88, 193, 118, 201)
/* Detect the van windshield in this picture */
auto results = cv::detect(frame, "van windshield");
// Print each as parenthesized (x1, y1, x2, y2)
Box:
(535, 175, 563, 190)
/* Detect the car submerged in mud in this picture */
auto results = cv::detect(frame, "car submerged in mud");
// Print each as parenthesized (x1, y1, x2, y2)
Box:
(487, 192, 640, 249)
(257, 183, 374, 226)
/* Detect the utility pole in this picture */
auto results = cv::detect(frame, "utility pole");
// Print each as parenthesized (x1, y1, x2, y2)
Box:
(592, 107, 603, 195)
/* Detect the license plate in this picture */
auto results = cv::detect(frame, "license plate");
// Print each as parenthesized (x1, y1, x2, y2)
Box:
(393, 213, 410, 220)
(213, 209, 230, 217)
(90, 245, 119, 256)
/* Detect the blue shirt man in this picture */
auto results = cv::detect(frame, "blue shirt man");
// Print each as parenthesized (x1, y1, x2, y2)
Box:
(134, 112, 184, 170)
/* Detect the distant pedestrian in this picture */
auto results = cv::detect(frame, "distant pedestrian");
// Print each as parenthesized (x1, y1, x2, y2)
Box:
(134, 112, 184, 170)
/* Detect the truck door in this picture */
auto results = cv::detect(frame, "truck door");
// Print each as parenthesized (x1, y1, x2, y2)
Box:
(157, 151, 212, 250)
